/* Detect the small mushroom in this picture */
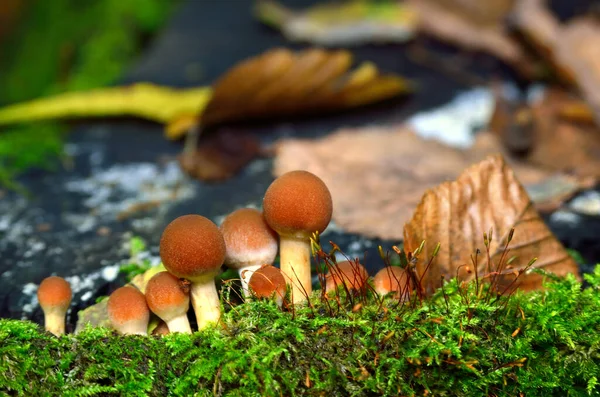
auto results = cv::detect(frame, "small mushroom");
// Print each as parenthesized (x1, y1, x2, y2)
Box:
(152, 320, 171, 336)
(160, 214, 226, 329)
(37, 276, 72, 336)
(263, 170, 332, 303)
(145, 271, 192, 334)
(373, 266, 412, 301)
(219, 208, 278, 297)
(324, 260, 369, 294)
(107, 286, 150, 335)
(248, 265, 287, 308)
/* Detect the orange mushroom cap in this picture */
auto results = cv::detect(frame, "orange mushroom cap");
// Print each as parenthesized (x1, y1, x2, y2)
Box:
(159, 215, 226, 281)
(263, 170, 332, 239)
(145, 271, 190, 318)
(220, 208, 278, 269)
(373, 266, 412, 298)
(249, 265, 287, 300)
(37, 276, 72, 310)
(324, 260, 369, 292)
(107, 286, 150, 327)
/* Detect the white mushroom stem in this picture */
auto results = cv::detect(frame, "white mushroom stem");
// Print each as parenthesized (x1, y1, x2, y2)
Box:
(238, 264, 263, 297)
(117, 321, 148, 336)
(43, 307, 67, 336)
(190, 278, 221, 329)
(279, 236, 312, 304)
(165, 315, 192, 334)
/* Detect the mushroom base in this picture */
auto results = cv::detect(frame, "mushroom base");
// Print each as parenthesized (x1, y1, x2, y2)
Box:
(43, 310, 67, 336)
(165, 314, 192, 334)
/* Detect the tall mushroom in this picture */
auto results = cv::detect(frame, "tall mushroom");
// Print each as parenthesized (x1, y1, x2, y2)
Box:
(160, 214, 226, 329)
(145, 271, 192, 334)
(107, 286, 150, 335)
(219, 208, 278, 297)
(263, 170, 332, 303)
(37, 276, 72, 336)
(248, 264, 287, 308)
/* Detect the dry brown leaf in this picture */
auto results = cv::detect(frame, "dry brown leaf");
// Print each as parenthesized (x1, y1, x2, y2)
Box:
(178, 130, 263, 182)
(491, 87, 600, 178)
(403, 154, 580, 294)
(406, 0, 532, 74)
(514, 0, 600, 124)
(199, 48, 411, 127)
(274, 126, 591, 240)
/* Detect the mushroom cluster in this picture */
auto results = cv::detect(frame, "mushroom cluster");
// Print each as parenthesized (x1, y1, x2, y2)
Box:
(37, 169, 418, 337)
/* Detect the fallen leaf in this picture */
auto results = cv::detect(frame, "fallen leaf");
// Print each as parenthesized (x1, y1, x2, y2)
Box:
(513, 0, 600, 124)
(178, 130, 263, 182)
(403, 154, 580, 294)
(491, 87, 600, 178)
(0, 83, 213, 128)
(254, 0, 418, 46)
(406, 0, 533, 75)
(196, 48, 412, 131)
(273, 125, 591, 240)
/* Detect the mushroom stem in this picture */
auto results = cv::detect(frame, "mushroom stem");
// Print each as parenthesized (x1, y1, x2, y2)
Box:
(279, 236, 311, 303)
(190, 278, 221, 329)
(238, 264, 263, 297)
(118, 322, 148, 336)
(165, 315, 192, 334)
(43, 308, 66, 336)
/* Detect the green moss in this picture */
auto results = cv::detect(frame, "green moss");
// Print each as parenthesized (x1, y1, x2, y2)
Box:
(0, 0, 177, 189)
(2, 266, 600, 396)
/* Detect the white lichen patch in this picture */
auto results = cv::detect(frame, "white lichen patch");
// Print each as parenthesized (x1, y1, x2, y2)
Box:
(550, 210, 581, 226)
(407, 87, 496, 148)
(64, 161, 196, 223)
(569, 191, 600, 216)
(0, 196, 33, 245)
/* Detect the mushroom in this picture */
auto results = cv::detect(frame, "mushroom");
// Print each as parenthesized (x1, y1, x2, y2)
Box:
(160, 214, 226, 329)
(248, 265, 287, 307)
(219, 208, 278, 297)
(145, 271, 192, 334)
(324, 260, 369, 294)
(37, 276, 72, 336)
(373, 266, 412, 301)
(263, 170, 332, 303)
(107, 286, 150, 335)
(152, 320, 171, 336)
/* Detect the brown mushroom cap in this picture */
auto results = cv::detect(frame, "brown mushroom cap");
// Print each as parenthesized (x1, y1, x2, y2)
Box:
(159, 215, 226, 281)
(220, 208, 278, 269)
(263, 170, 332, 238)
(37, 276, 72, 310)
(373, 266, 412, 298)
(249, 265, 287, 300)
(107, 286, 150, 327)
(152, 321, 170, 336)
(145, 271, 190, 317)
(325, 260, 369, 292)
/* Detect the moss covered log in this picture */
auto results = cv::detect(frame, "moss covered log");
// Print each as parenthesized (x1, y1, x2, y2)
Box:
(2, 268, 600, 396)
